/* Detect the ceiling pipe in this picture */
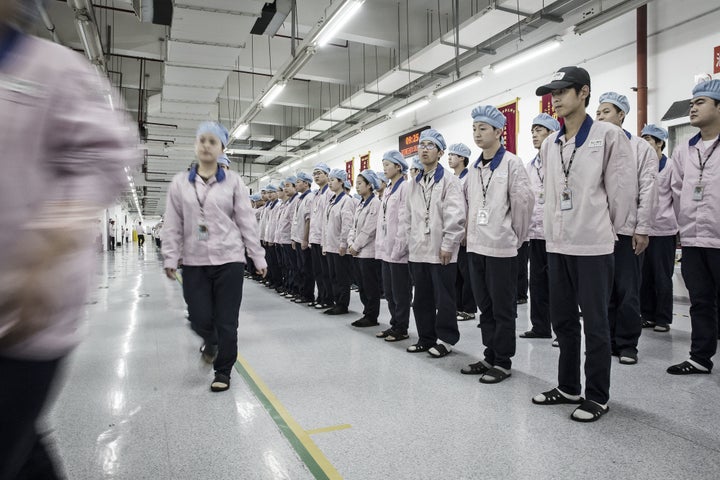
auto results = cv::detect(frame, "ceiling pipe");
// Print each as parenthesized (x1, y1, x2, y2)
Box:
(35, 0, 61, 44)
(67, 0, 107, 73)
(636, 4, 648, 136)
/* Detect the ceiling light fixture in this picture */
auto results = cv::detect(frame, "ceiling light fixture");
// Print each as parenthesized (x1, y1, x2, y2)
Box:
(314, 0, 365, 47)
(491, 37, 562, 74)
(260, 82, 286, 107)
(290, 160, 302, 168)
(304, 152, 318, 162)
(574, 0, 650, 35)
(279, 165, 291, 173)
(320, 143, 337, 155)
(260, 176, 270, 183)
(433, 72, 483, 99)
(392, 98, 431, 118)
(230, 123, 249, 139)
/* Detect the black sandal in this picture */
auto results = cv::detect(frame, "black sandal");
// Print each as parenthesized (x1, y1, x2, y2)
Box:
(571, 400, 608, 422)
(406, 343, 430, 353)
(428, 344, 452, 358)
(385, 330, 409, 342)
(460, 361, 490, 375)
(532, 387, 583, 405)
(376, 328, 393, 338)
(667, 360, 711, 375)
(479, 367, 511, 384)
(210, 374, 230, 392)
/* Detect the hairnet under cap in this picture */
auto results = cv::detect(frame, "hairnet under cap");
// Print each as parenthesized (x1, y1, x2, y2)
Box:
(375, 171, 389, 184)
(313, 163, 331, 174)
(641, 124, 668, 141)
(329, 168, 348, 183)
(296, 171, 313, 184)
(411, 157, 423, 171)
(471, 105, 506, 130)
(217, 154, 230, 166)
(419, 129, 447, 151)
(448, 143, 472, 158)
(197, 121, 230, 147)
(599, 92, 630, 114)
(358, 169, 380, 190)
(284, 176, 298, 185)
(531, 113, 561, 132)
(264, 184, 278, 192)
(382, 150, 408, 173)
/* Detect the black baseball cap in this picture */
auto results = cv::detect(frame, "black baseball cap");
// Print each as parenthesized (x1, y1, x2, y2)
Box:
(535, 66, 591, 96)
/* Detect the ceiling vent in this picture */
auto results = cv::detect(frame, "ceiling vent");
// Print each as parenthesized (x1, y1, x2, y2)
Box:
(251, 0, 292, 37)
(132, 0, 173, 26)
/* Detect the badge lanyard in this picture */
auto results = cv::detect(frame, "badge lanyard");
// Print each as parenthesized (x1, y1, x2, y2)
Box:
(533, 156, 545, 204)
(693, 137, 720, 201)
(382, 177, 404, 234)
(558, 142, 577, 211)
(476, 163, 495, 226)
(326, 192, 345, 222)
(194, 178, 215, 240)
(354, 194, 375, 230)
(421, 175, 436, 235)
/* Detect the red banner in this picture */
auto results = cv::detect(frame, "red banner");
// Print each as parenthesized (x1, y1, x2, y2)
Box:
(497, 98, 519, 154)
(345, 159, 354, 186)
(714, 45, 720, 74)
(360, 153, 370, 172)
(540, 94, 564, 127)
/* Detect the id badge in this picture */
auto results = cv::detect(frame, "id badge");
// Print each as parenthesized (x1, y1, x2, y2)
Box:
(538, 192, 545, 205)
(382, 223, 387, 235)
(693, 184, 704, 201)
(477, 208, 490, 226)
(424, 220, 431, 235)
(560, 187, 573, 211)
(197, 224, 209, 241)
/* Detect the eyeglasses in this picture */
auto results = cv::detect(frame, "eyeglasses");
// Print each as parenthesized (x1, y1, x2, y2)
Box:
(417, 143, 438, 150)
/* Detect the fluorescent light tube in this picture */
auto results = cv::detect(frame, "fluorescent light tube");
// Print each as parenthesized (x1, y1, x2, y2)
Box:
(393, 98, 430, 118)
(491, 38, 562, 74)
(290, 160, 302, 168)
(320, 144, 337, 155)
(230, 123, 249, 139)
(279, 165, 291, 173)
(315, 0, 365, 47)
(261, 83, 286, 107)
(434, 72, 483, 99)
(260, 176, 270, 182)
(304, 152, 318, 161)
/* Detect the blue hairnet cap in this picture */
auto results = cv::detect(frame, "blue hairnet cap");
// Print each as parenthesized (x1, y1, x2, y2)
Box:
(641, 124, 669, 141)
(264, 184, 278, 192)
(250, 194, 262, 202)
(599, 92, 630, 114)
(296, 171, 313, 184)
(329, 168, 348, 183)
(313, 163, 331, 174)
(353, 193, 362, 200)
(411, 157, 423, 171)
(358, 169, 380, 190)
(197, 121, 230, 147)
(448, 143, 472, 158)
(531, 113, 561, 132)
(284, 176, 298, 185)
(375, 171, 388, 184)
(419, 129, 447, 151)
(382, 150, 408, 173)
(343, 180, 352, 190)
(471, 105, 506, 129)
(692, 79, 720, 102)
(217, 154, 230, 167)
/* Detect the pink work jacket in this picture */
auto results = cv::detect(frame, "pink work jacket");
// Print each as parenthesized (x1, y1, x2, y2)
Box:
(375, 178, 409, 263)
(348, 194, 380, 259)
(322, 191, 355, 254)
(650, 154, 678, 237)
(309, 185, 331, 245)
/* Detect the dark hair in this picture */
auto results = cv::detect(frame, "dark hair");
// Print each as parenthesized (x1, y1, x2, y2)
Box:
(571, 84, 591, 107)
(462, 157, 469, 167)
(715, 99, 720, 107)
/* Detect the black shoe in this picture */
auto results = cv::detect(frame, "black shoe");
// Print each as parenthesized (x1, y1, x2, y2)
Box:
(210, 373, 230, 392)
(200, 343, 218, 364)
(351, 317, 379, 327)
(324, 306, 349, 315)
(516, 298, 528, 305)
(519, 330, 552, 339)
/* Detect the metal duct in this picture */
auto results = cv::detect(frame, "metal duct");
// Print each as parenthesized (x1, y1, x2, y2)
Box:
(67, 0, 106, 72)
(132, 0, 173, 27)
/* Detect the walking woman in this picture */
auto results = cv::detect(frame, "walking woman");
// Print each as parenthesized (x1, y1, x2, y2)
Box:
(162, 122, 267, 392)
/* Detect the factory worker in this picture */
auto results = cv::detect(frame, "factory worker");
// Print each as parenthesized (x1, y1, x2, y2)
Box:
(393, 129, 465, 357)
(260, 185, 280, 288)
(291, 172, 315, 304)
(460, 106, 534, 383)
(218, 154, 230, 170)
(349, 170, 382, 327)
(270, 184, 288, 293)
(162, 121, 267, 394)
(409, 155, 423, 177)
(376, 151, 412, 342)
(277, 177, 299, 298)
(596, 91, 659, 366)
(531, 67, 635, 422)
(309, 163, 334, 309)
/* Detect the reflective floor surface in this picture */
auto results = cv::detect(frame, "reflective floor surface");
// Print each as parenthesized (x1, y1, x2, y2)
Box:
(45, 245, 720, 479)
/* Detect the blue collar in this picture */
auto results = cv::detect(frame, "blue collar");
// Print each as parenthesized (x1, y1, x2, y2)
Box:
(555, 114, 594, 148)
(415, 163, 445, 183)
(659, 154, 667, 172)
(299, 190, 311, 200)
(389, 176, 405, 195)
(317, 184, 329, 195)
(473, 146, 506, 171)
(269, 199, 278, 209)
(459, 168, 469, 179)
(0, 28, 21, 69)
(531, 154, 541, 167)
(689, 132, 720, 147)
(331, 191, 346, 205)
(361, 193, 375, 208)
(188, 165, 225, 183)
(623, 129, 633, 140)
(286, 193, 298, 204)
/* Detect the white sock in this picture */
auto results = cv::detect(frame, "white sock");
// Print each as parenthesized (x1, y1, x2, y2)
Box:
(688, 359, 710, 372)
(556, 388, 581, 401)
(436, 341, 452, 351)
(572, 400, 607, 420)
(492, 366, 510, 374)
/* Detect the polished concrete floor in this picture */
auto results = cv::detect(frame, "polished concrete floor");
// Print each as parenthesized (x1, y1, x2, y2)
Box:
(45, 245, 720, 479)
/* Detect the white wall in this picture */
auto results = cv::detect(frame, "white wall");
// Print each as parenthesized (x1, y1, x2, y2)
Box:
(272, 0, 720, 190)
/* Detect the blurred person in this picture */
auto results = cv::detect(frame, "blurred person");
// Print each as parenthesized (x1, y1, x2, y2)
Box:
(409, 155, 423, 178)
(136, 220, 145, 247)
(291, 172, 315, 304)
(596, 91, 658, 365)
(277, 177, 299, 298)
(322, 170, 355, 315)
(107, 219, 116, 251)
(161, 122, 267, 393)
(639, 125, 677, 333)
(393, 129, 466, 357)
(348, 170, 382, 327)
(668, 79, 720, 375)
(519, 113, 561, 341)
(0, 2, 140, 477)
(375, 151, 412, 342)
(269, 186, 287, 293)
(447, 142, 477, 322)
(217, 154, 230, 170)
(375, 171, 388, 199)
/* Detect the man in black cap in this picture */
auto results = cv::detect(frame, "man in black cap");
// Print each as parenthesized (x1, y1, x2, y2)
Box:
(530, 67, 635, 422)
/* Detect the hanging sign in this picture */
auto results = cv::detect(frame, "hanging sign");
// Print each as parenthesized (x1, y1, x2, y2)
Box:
(345, 158, 354, 186)
(714, 45, 720, 74)
(540, 93, 564, 127)
(399, 126, 431, 158)
(360, 152, 370, 171)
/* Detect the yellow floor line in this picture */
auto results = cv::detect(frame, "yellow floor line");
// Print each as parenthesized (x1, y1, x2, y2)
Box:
(306, 424, 353, 435)
(235, 353, 343, 479)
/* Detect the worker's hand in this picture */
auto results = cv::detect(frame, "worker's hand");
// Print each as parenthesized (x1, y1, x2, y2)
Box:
(349, 247, 359, 257)
(632, 234, 649, 255)
(256, 268, 268, 278)
(301, 240, 309, 250)
(339, 247, 347, 256)
(291, 241, 297, 251)
(165, 268, 177, 280)
(439, 249, 452, 265)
